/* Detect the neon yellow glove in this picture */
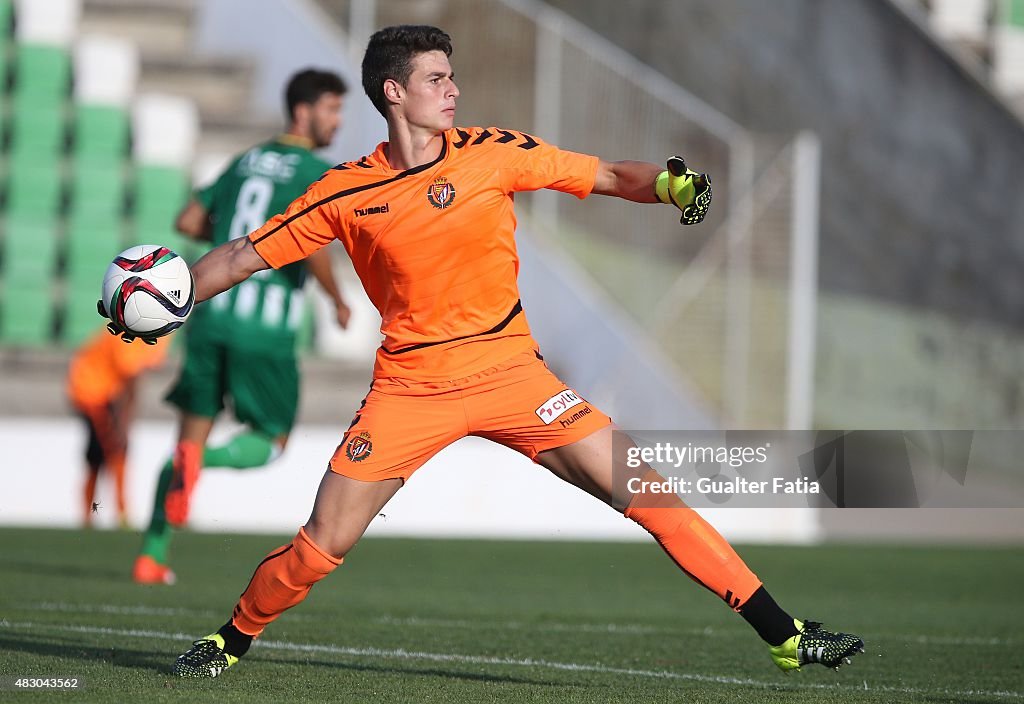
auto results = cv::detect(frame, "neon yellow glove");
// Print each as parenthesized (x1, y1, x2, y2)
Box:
(655, 156, 712, 225)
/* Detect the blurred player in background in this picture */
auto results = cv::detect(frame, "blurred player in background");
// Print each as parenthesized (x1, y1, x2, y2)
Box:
(131, 69, 352, 586)
(67, 328, 168, 528)
(106, 26, 862, 678)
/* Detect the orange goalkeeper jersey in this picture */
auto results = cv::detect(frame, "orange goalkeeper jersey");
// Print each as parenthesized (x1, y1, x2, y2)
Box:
(67, 329, 167, 407)
(250, 127, 598, 381)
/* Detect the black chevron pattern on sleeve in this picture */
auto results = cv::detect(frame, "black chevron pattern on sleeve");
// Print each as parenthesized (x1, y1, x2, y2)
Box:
(457, 128, 539, 151)
(517, 132, 538, 150)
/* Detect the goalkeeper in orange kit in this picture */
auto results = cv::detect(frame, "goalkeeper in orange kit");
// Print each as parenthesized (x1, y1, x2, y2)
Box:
(67, 328, 167, 527)
(104, 25, 863, 679)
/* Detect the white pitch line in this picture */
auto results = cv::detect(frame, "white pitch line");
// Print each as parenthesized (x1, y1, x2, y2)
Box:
(17, 602, 218, 618)
(373, 615, 684, 636)
(1, 619, 1022, 700)
(10, 602, 1019, 646)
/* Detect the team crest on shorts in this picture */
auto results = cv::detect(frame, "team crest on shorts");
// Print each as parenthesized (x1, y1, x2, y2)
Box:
(345, 431, 373, 462)
(427, 176, 456, 209)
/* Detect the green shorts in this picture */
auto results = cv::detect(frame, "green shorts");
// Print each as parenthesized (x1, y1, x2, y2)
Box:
(165, 336, 299, 437)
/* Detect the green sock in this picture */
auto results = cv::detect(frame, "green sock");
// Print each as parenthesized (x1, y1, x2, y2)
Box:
(139, 458, 174, 564)
(203, 431, 276, 469)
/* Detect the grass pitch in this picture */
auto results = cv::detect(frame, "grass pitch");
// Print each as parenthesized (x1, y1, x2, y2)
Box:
(0, 526, 1021, 703)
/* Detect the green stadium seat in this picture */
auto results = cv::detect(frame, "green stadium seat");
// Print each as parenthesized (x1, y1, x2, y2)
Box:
(69, 160, 125, 223)
(5, 155, 64, 218)
(1, 272, 55, 345)
(62, 213, 123, 346)
(1008, 0, 1024, 27)
(2, 214, 59, 278)
(0, 0, 10, 36)
(1, 212, 58, 345)
(14, 44, 71, 108)
(64, 264, 114, 346)
(65, 212, 122, 266)
(131, 164, 201, 257)
(133, 165, 189, 226)
(9, 103, 67, 158)
(0, 0, 10, 75)
(73, 105, 130, 165)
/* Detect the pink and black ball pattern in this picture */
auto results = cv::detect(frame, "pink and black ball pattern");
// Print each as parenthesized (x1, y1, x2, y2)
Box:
(112, 246, 178, 273)
(108, 276, 194, 337)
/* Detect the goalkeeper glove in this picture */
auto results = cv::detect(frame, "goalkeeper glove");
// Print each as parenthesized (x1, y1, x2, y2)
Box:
(96, 299, 158, 345)
(655, 156, 712, 225)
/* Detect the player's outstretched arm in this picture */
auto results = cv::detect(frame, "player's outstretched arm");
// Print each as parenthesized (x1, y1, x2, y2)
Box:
(191, 236, 270, 303)
(592, 157, 712, 225)
(592, 160, 664, 202)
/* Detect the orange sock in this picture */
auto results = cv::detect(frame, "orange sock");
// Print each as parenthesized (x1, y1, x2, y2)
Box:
(625, 470, 762, 611)
(231, 527, 342, 637)
(165, 440, 202, 526)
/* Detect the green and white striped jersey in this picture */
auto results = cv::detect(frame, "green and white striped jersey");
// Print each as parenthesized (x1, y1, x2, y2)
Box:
(188, 136, 331, 356)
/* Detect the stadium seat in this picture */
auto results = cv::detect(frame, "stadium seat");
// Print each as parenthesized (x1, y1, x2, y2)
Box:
(0, 0, 11, 88)
(132, 163, 190, 242)
(13, 0, 77, 106)
(1010, 0, 1024, 27)
(65, 210, 122, 264)
(74, 34, 138, 107)
(14, 0, 81, 47)
(69, 159, 125, 223)
(132, 93, 198, 169)
(5, 154, 64, 218)
(72, 105, 130, 165)
(62, 208, 124, 345)
(929, 0, 989, 44)
(2, 214, 59, 278)
(72, 35, 136, 166)
(13, 44, 71, 108)
(0, 213, 58, 345)
(9, 102, 67, 158)
(0, 272, 56, 345)
(62, 255, 116, 345)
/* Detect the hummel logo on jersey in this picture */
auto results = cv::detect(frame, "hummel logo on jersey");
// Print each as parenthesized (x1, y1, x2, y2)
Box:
(427, 176, 456, 209)
(535, 389, 584, 424)
(354, 203, 390, 217)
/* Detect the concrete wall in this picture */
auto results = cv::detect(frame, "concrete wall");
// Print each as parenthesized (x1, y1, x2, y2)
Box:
(544, 0, 1024, 328)
(0, 418, 818, 543)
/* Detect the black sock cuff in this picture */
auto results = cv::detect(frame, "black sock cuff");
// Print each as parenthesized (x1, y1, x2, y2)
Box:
(218, 620, 253, 657)
(739, 586, 799, 646)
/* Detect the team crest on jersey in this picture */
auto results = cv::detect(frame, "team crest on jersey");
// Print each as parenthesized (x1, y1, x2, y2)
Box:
(345, 431, 373, 462)
(427, 176, 457, 209)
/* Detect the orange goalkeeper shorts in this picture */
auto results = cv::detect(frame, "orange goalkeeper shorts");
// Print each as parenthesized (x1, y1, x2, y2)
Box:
(329, 348, 611, 482)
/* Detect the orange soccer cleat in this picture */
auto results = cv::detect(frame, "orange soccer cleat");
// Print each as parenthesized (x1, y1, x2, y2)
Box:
(132, 555, 177, 585)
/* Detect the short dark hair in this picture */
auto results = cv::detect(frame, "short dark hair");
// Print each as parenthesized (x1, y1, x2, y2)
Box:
(285, 68, 348, 122)
(361, 25, 453, 117)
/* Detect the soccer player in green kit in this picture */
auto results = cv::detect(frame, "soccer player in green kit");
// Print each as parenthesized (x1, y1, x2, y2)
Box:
(132, 69, 353, 585)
